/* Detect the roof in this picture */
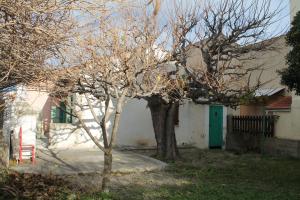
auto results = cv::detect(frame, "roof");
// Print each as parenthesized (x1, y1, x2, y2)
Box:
(254, 88, 285, 97)
(266, 96, 292, 110)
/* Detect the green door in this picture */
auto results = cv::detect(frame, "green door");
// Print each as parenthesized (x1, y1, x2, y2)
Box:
(209, 105, 223, 148)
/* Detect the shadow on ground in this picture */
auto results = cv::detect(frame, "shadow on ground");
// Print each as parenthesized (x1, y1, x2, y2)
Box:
(11, 148, 167, 175)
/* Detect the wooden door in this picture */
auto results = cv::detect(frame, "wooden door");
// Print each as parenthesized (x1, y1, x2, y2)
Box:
(209, 105, 223, 148)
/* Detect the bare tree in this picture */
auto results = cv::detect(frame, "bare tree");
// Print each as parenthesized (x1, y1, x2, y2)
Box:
(52, 0, 284, 190)
(0, 0, 81, 139)
(146, 0, 284, 160)
(52, 2, 175, 191)
(0, 0, 78, 91)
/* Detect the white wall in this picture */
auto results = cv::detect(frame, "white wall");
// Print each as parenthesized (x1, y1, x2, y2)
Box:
(290, 95, 300, 140)
(2, 86, 49, 158)
(116, 99, 210, 149)
(117, 100, 230, 149)
(49, 123, 101, 149)
(116, 99, 156, 147)
(176, 102, 209, 149)
(4, 86, 213, 150)
(3, 86, 49, 136)
(48, 94, 109, 149)
(269, 95, 300, 141)
(48, 96, 211, 149)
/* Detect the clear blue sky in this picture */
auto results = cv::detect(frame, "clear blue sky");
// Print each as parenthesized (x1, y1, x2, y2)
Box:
(75, 0, 291, 37)
(156, 0, 291, 37)
(269, 0, 290, 32)
(50, 0, 291, 67)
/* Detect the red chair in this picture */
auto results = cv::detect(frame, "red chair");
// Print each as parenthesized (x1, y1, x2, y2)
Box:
(18, 127, 35, 164)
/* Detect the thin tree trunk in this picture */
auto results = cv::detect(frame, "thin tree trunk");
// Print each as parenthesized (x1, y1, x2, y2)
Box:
(108, 89, 127, 151)
(101, 151, 112, 192)
(102, 89, 127, 191)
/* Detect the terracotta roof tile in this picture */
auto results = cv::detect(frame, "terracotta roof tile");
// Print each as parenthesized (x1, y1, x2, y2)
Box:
(266, 96, 292, 110)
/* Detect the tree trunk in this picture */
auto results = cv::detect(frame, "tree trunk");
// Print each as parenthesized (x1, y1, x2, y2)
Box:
(165, 103, 179, 160)
(147, 96, 179, 160)
(102, 90, 127, 192)
(148, 97, 167, 158)
(101, 151, 112, 192)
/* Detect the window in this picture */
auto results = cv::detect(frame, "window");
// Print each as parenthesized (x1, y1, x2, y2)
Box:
(51, 97, 73, 123)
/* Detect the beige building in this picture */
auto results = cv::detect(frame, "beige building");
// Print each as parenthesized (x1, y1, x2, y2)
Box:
(291, 0, 300, 20)
(233, 35, 300, 141)
(228, 0, 300, 142)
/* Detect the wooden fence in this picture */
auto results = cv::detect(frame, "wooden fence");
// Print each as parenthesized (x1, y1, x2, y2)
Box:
(229, 115, 277, 138)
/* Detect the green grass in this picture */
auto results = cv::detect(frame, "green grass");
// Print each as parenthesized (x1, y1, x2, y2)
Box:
(1, 150, 300, 200)
(107, 150, 300, 200)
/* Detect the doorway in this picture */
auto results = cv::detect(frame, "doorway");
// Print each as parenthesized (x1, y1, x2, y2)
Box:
(209, 105, 223, 148)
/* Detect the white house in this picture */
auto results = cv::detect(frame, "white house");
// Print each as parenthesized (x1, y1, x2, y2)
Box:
(0, 84, 228, 159)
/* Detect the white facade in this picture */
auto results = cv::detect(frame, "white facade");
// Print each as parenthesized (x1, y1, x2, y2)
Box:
(116, 100, 211, 149)
(1, 86, 228, 151)
(2, 86, 49, 158)
(48, 95, 107, 149)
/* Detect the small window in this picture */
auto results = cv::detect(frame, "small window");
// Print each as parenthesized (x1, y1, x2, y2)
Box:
(51, 97, 73, 123)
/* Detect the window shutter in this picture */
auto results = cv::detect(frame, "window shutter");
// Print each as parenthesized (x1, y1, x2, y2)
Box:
(66, 106, 72, 123)
(51, 97, 73, 124)
(66, 96, 73, 123)
(59, 102, 67, 123)
(51, 106, 59, 123)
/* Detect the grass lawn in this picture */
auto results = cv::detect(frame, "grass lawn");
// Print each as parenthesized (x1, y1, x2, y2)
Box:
(1, 149, 300, 200)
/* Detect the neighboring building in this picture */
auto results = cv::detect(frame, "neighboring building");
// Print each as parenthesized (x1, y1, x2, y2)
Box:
(232, 0, 300, 141)
(236, 36, 290, 116)
(291, 0, 300, 20)
(233, 35, 300, 141)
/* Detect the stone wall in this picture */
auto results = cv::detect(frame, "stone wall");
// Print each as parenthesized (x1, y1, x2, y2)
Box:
(226, 132, 300, 158)
(262, 138, 300, 158)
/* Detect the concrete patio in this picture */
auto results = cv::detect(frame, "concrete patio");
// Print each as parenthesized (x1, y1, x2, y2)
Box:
(11, 147, 167, 175)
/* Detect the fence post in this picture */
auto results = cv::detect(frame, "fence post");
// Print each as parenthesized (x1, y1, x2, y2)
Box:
(260, 110, 267, 153)
(227, 115, 233, 135)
